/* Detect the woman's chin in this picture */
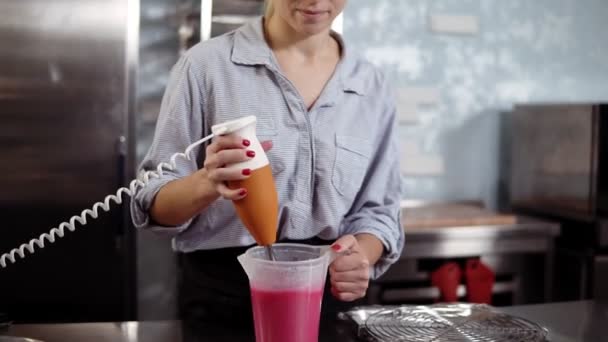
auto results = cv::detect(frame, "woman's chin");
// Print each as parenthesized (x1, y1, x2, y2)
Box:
(294, 21, 332, 35)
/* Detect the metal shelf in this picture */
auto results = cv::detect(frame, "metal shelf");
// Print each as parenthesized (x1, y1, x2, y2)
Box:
(381, 280, 517, 303)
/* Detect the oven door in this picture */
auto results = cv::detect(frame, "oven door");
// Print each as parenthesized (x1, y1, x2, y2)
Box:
(594, 255, 608, 300)
(598, 104, 608, 215)
(594, 218, 608, 299)
(510, 104, 599, 221)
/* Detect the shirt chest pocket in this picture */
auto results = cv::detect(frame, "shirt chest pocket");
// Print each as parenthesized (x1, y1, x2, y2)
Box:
(331, 135, 373, 197)
(256, 130, 285, 176)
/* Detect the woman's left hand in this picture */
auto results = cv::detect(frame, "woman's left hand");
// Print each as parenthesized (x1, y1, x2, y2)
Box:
(329, 235, 370, 302)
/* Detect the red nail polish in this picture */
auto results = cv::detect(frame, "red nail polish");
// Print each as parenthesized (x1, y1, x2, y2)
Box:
(331, 244, 341, 251)
(242, 168, 251, 176)
(243, 139, 250, 147)
(246, 150, 255, 158)
(239, 189, 247, 196)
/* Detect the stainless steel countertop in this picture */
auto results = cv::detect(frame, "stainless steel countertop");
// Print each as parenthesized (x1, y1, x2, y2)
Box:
(2, 300, 605, 342)
(0, 318, 356, 342)
(405, 216, 560, 236)
(402, 216, 560, 258)
(500, 300, 608, 342)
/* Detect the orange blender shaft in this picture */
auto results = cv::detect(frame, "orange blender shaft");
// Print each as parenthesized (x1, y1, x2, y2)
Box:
(228, 164, 278, 246)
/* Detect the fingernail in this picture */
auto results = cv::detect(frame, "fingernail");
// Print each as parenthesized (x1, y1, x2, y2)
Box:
(246, 150, 255, 158)
(331, 244, 341, 251)
(239, 189, 247, 196)
(242, 168, 251, 176)
(242, 139, 250, 147)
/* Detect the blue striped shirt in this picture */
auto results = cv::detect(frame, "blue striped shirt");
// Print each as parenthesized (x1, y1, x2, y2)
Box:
(131, 17, 404, 278)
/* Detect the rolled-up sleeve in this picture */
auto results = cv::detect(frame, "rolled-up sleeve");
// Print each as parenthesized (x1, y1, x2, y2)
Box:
(341, 78, 404, 279)
(130, 55, 205, 237)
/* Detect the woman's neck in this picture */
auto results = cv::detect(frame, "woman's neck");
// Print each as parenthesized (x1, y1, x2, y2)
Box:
(264, 14, 335, 61)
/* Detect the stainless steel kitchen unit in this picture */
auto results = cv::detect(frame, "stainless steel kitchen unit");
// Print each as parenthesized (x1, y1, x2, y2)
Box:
(0, 0, 139, 322)
(369, 215, 560, 306)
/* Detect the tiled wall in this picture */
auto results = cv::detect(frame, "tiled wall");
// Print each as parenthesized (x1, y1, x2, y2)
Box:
(343, 0, 608, 208)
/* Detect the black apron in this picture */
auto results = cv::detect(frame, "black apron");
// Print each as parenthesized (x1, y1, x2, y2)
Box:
(178, 238, 365, 330)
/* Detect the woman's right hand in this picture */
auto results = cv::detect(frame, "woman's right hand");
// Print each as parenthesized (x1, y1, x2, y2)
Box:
(202, 135, 273, 200)
(150, 136, 272, 227)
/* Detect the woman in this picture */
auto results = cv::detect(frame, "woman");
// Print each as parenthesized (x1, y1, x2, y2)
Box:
(132, 0, 404, 328)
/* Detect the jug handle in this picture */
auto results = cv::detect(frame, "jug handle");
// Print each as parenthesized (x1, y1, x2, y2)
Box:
(320, 245, 351, 264)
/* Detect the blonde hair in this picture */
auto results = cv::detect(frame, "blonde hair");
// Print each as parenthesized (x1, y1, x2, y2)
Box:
(264, 0, 274, 17)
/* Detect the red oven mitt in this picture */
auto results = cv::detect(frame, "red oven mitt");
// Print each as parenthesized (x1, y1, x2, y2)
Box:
(465, 258, 495, 304)
(431, 262, 461, 302)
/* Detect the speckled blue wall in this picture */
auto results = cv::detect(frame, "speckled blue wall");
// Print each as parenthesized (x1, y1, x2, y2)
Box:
(343, 0, 608, 207)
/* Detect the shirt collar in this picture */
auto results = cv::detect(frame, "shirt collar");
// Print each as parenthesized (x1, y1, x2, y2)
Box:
(231, 17, 271, 66)
(231, 17, 366, 96)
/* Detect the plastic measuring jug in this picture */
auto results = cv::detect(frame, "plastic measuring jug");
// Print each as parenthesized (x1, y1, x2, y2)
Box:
(238, 243, 338, 342)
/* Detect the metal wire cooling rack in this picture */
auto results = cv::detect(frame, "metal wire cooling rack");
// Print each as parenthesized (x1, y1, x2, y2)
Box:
(351, 303, 548, 342)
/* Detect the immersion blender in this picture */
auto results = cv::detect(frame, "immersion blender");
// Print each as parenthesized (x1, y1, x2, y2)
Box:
(211, 116, 278, 259)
